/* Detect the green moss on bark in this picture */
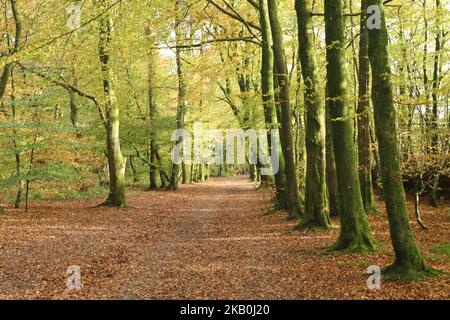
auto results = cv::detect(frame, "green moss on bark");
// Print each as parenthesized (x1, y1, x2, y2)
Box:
(295, 0, 332, 230)
(268, 0, 303, 218)
(324, 0, 377, 252)
(367, 0, 432, 279)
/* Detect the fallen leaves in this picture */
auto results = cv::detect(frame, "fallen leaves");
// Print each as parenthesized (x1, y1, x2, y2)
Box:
(0, 177, 448, 300)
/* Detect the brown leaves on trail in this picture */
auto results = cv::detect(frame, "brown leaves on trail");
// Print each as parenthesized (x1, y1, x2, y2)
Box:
(0, 177, 449, 300)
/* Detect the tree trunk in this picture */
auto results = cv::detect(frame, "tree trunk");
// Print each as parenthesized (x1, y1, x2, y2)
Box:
(267, 0, 303, 218)
(10, 67, 22, 209)
(129, 156, 138, 185)
(98, 1, 127, 207)
(324, 0, 377, 252)
(0, 0, 21, 103)
(273, 63, 288, 210)
(168, 0, 187, 191)
(367, 0, 431, 278)
(258, 0, 277, 189)
(429, 0, 443, 207)
(69, 88, 79, 129)
(357, 0, 377, 214)
(295, 0, 331, 229)
(325, 84, 340, 217)
(148, 50, 158, 190)
(155, 145, 168, 188)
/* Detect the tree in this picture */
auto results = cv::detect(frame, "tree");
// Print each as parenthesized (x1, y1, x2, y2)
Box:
(367, 0, 432, 279)
(98, 0, 127, 207)
(168, 0, 187, 191)
(258, 0, 287, 206)
(295, 0, 331, 229)
(148, 48, 158, 190)
(325, 85, 340, 217)
(324, 0, 377, 252)
(357, 0, 378, 214)
(0, 0, 21, 103)
(429, 0, 443, 207)
(267, 0, 303, 219)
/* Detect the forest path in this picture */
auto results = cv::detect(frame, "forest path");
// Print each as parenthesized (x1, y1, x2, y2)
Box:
(0, 177, 448, 299)
(119, 177, 280, 299)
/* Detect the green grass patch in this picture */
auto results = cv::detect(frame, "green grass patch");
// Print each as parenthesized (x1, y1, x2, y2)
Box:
(429, 242, 450, 255)
(429, 243, 450, 262)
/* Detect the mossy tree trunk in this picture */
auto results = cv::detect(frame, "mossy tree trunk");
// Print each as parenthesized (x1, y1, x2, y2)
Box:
(357, 0, 377, 214)
(367, 0, 430, 278)
(168, 0, 187, 191)
(295, 0, 331, 229)
(98, 2, 127, 207)
(68, 88, 80, 130)
(325, 86, 340, 217)
(258, 0, 278, 189)
(148, 49, 158, 190)
(324, 0, 377, 252)
(268, 0, 303, 218)
(272, 64, 288, 210)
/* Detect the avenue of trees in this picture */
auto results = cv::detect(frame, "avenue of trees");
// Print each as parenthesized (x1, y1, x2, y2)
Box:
(0, 0, 448, 280)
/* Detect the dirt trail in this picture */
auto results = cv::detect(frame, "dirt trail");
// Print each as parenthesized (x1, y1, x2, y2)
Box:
(0, 177, 448, 299)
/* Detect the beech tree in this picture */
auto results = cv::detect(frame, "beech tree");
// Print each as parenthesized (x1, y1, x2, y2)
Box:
(0, 0, 447, 287)
(98, 0, 127, 207)
(258, 0, 287, 208)
(267, 0, 304, 218)
(295, 0, 331, 229)
(367, 0, 432, 279)
(324, 0, 377, 252)
(357, 0, 378, 214)
(0, 0, 21, 102)
(168, 0, 188, 191)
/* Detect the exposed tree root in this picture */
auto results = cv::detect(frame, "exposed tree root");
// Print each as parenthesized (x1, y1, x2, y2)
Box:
(97, 199, 129, 208)
(329, 233, 379, 253)
(295, 220, 334, 232)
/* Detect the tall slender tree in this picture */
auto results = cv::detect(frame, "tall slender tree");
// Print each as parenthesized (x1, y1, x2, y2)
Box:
(429, 0, 443, 207)
(258, 0, 287, 206)
(295, 0, 331, 229)
(267, 0, 304, 218)
(0, 0, 21, 103)
(324, 0, 377, 251)
(326, 85, 340, 217)
(148, 48, 158, 190)
(367, 0, 431, 278)
(168, 0, 187, 191)
(98, 0, 127, 207)
(357, 0, 377, 214)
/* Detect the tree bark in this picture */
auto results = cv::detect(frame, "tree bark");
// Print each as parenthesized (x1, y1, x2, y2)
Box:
(357, 0, 377, 214)
(324, 0, 377, 252)
(98, 1, 127, 207)
(267, 0, 303, 218)
(429, 0, 443, 207)
(367, 0, 431, 278)
(258, 0, 278, 190)
(148, 49, 158, 190)
(168, 0, 187, 191)
(326, 89, 340, 217)
(69, 88, 79, 129)
(10, 66, 22, 208)
(295, 0, 331, 229)
(272, 63, 288, 210)
(0, 0, 22, 103)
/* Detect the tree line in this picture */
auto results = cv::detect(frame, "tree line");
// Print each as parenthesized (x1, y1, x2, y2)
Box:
(0, 0, 448, 280)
